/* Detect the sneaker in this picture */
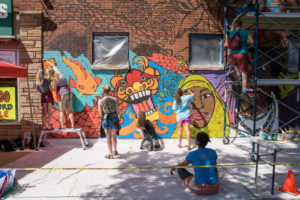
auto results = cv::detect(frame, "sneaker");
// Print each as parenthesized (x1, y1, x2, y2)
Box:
(42, 127, 48, 131)
(47, 126, 53, 131)
(187, 145, 192, 151)
(177, 144, 182, 148)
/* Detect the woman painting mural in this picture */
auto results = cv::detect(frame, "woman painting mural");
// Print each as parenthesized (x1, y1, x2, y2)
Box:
(174, 75, 229, 138)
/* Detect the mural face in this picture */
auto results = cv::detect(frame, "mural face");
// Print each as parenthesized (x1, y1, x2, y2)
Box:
(189, 87, 215, 129)
(111, 57, 160, 121)
(176, 75, 228, 138)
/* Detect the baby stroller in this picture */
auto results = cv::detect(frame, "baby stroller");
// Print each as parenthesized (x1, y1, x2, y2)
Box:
(140, 120, 160, 151)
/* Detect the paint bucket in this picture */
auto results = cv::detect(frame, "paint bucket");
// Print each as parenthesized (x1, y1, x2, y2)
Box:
(284, 132, 294, 142)
(271, 133, 278, 141)
(262, 133, 269, 140)
(277, 133, 284, 141)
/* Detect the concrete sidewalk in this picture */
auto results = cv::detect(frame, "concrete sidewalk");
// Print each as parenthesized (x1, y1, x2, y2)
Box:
(2, 138, 300, 200)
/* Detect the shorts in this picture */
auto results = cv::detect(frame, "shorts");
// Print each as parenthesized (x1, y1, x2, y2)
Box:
(178, 116, 192, 125)
(102, 117, 118, 129)
(230, 53, 248, 72)
(184, 176, 219, 195)
(41, 90, 54, 105)
(59, 92, 72, 112)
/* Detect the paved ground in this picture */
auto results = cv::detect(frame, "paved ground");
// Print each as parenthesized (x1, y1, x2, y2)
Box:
(1, 137, 300, 200)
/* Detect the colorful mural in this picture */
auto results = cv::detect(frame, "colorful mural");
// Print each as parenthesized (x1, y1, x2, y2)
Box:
(39, 0, 289, 139)
(43, 50, 229, 138)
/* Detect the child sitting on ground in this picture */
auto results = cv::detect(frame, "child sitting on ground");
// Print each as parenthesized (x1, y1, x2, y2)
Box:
(170, 132, 219, 195)
(136, 112, 160, 151)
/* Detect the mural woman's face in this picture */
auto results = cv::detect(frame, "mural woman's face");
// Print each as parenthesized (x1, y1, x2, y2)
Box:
(187, 86, 215, 129)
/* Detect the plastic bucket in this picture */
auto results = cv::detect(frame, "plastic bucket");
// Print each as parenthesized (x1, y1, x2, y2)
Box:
(262, 133, 269, 140)
(284, 132, 294, 142)
(271, 133, 278, 141)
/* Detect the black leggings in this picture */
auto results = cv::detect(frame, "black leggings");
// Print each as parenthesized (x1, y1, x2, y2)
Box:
(177, 168, 193, 181)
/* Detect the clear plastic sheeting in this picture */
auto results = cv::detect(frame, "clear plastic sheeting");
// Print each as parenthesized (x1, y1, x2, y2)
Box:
(189, 37, 223, 70)
(288, 38, 299, 73)
(92, 35, 129, 70)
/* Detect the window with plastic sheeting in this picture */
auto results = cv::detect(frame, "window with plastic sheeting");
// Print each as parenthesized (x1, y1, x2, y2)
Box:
(92, 33, 129, 70)
(189, 34, 223, 70)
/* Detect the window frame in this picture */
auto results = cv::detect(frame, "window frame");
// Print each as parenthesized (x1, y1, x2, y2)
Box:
(92, 32, 129, 70)
(189, 34, 224, 70)
(0, 49, 21, 125)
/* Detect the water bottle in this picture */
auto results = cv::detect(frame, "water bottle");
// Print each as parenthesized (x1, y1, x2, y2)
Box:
(259, 126, 264, 138)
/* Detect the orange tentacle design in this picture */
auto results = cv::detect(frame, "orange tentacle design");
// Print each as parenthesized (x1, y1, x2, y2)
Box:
(155, 103, 177, 124)
(119, 118, 138, 136)
(152, 120, 169, 135)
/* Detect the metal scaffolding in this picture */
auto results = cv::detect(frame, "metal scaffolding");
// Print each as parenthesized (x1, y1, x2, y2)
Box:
(223, 0, 300, 144)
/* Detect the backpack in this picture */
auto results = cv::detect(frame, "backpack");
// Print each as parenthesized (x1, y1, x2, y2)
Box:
(229, 31, 241, 50)
(0, 140, 16, 152)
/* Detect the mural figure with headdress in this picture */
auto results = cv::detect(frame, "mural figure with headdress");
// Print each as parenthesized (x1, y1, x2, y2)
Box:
(172, 74, 229, 138)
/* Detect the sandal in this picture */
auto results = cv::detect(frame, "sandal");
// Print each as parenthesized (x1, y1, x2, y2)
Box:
(47, 126, 53, 131)
(42, 127, 48, 131)
(105, 154, 114, 159)
(113, 151, 119, 155)
(187, 145, 192, 150)
(177, 144, 182, 148)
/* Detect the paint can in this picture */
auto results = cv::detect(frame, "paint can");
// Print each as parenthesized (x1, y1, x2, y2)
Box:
(284, 132, 294, 142)
(277, 133, 284, 141)
(271, 133, 278, 141)
(262, 133, 269, 140)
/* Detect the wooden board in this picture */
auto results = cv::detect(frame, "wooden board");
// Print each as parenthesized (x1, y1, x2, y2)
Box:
(241, 12, 300, 30)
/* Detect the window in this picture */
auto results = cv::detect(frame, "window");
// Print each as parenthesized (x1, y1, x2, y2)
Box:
(0, 79, 18, 122)
(0, 50, 19, 123)
(189, 34, 223, 70)
(92, 33, 129, 70)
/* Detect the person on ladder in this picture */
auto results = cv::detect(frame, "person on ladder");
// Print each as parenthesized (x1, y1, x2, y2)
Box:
(230, 16, 254, 99)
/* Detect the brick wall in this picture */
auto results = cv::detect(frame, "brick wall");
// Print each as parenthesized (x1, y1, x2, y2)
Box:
(43, 0, 224, 62)
(0, 7, 43, 139)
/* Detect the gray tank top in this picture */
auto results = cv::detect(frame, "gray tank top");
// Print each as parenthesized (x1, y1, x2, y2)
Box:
(36, 79, 50, 93)
(57, 76, 69, 95)
(101, 96, 117, 119)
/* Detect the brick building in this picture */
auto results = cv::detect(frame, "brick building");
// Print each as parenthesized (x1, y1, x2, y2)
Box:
(0, 0, 43, 140)
(1, 0, 294, 141)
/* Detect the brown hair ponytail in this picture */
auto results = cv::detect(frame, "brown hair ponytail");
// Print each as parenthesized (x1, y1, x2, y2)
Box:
(175, 88, 183, 105)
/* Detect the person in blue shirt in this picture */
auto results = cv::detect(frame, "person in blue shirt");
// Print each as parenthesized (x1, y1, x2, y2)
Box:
(170, 132, 219, 195)
(230, 17, 254, 99)
(172, 88, 194, 150)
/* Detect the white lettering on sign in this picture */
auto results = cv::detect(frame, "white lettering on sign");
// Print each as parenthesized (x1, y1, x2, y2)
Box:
(0, 4, 8, 19)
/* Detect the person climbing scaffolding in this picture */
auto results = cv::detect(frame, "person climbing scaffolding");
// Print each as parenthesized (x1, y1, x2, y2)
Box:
(230, 16, 254, 99)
